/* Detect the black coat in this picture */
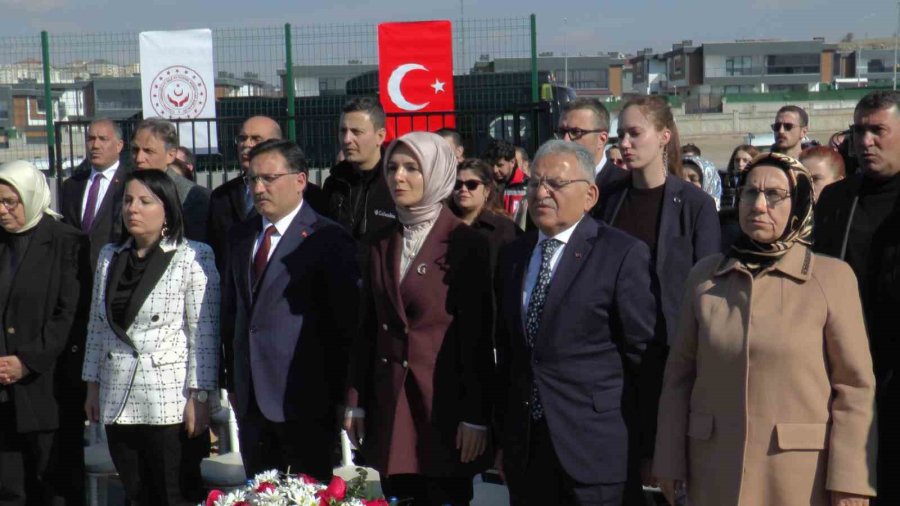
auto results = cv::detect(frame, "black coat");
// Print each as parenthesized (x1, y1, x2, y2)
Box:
(1, 216, 84, 433)
(321, 160, 397, 246)
(59, 163, 131, 269)
(470, 211, 519, 272)
(494, 217, 656, 484)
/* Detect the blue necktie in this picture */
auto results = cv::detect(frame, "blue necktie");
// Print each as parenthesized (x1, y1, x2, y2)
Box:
(525, 238, 563, 420)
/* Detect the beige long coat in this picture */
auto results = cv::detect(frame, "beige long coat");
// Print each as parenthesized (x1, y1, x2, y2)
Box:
(653, 244, 877, 505)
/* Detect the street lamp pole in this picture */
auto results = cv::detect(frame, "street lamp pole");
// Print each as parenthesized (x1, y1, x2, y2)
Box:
(563, 17, 569, 87)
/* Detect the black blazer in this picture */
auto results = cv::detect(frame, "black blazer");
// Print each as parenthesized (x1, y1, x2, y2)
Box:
(471, 211, 519, 272)
(207, 175, 249, 273)
(60, 163, 131, 269)
(1, 216, 84, 432)
(495, 217, 657, 485)
(595, 174, 721, 344)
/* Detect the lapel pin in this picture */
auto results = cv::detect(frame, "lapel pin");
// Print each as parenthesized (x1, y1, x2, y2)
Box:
(416, 263, 427, 275)
(574, 252, 582, 259)
(301, 230, 308, 238)
(674, 196, 682, 204)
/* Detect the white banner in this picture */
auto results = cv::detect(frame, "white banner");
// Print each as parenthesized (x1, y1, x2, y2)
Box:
(139, 29, 218, 154)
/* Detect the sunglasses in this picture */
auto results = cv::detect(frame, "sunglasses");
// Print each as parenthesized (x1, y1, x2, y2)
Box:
(454, 180, 484, 191)
(771, 122, 798, 132)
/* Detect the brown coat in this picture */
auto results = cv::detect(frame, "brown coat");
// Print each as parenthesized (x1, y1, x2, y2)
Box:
(653, 244, 877, 505)
(347, 207, 495, 477)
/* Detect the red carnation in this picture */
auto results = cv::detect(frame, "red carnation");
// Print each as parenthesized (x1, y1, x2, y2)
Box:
(298, 473, 318, 485)
(205, 489, 224, 506)
(234, 502, 250, 506)
(316, 476, 347, 503)
(256, 482, 276, 494)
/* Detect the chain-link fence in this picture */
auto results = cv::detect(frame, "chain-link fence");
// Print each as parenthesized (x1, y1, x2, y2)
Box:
(2, 16, 540, 173)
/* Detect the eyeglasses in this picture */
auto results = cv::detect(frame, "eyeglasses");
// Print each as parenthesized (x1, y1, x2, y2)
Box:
(555, 127, 605, 141)
(526, 177, 591, 192)
(738, 186, 791, 207)
(0, 198, 20, 210)
(771, 122, 798, 132)
(243, 172, 298, 187)
(454, 180, 484, 191)
(235, 134, 266, 145)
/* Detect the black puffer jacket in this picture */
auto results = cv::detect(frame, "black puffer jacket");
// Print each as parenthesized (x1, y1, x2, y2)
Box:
(321, 159, 397, 246)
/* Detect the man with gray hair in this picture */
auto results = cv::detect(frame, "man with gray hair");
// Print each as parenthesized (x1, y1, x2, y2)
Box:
(495, 140, 656, 504)
(131, 118, 210, 243)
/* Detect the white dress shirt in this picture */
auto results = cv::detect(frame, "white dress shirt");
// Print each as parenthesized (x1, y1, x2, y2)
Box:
(81, 161, 119, 221)
(521, 217, 584, 322)
(251, 200, 303, 263)
(593, 154, 608, 179)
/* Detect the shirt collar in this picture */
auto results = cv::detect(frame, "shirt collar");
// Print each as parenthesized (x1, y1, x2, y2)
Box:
(714, 243, 814, 282)
(90, 160, 119, 180)
(537, 216, 584, 246)
(262, 199, 304, 236)
(594, 154, 608, 177)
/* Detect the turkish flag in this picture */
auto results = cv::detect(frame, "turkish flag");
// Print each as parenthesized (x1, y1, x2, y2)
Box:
(378, 20, 455, 139)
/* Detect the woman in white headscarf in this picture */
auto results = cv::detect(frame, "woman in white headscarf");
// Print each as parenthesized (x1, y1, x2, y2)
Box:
(0, 160, 84, 504)
(345, 132, 496, 506)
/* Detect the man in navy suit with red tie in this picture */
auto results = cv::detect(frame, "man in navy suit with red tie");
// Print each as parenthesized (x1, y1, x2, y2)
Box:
(495, 140, 657, 505)
(221, 139, 359, 480)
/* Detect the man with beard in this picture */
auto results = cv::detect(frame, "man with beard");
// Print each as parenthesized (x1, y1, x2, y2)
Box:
(771, 105, 809, 159)
(814, 90, 900, 506)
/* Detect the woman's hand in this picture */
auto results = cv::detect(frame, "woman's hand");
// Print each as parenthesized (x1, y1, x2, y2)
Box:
(659, 479, 685, 506)
(0, 355, 29, 384)
(456, 422, 487, 463)
(184, 395, 210, 438)
(84, 382, 101, 422)
(343, 413, 365, 449)
(832, 491, 869, 506)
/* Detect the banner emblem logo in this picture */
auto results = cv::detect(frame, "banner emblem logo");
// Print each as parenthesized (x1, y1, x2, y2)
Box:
(149, 65, 207, 118)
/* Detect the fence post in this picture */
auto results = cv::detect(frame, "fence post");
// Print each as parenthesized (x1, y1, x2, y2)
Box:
(530, 14, 538, 103)
(41, 30, 56, 176)
(284, 23, 297, 142)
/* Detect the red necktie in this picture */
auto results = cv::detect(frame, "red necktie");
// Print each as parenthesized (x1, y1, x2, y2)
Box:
(252, 225, 277, 285)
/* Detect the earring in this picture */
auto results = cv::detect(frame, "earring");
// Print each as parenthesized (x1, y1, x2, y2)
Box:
(662, 145, 669, 177)
(161, 222, 169, 239)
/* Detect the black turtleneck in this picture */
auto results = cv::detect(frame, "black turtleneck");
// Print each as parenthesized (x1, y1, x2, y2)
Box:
(845, 173, 900, 290)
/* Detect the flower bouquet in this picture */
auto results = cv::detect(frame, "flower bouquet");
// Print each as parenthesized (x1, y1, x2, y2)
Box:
(205, 469, 388, 506)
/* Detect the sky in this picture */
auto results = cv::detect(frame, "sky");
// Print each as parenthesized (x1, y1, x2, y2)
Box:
(0, 0, 896, 60)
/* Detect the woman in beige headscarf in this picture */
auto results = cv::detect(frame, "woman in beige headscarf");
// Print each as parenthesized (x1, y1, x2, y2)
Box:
(0, 160, 84, 504)
(345, 132, 496, 506)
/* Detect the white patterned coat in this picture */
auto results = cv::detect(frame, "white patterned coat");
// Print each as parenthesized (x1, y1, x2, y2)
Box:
(82, 239, 220, 425)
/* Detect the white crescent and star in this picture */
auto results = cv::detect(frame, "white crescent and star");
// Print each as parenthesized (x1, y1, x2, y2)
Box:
(387, 62, 447, 111)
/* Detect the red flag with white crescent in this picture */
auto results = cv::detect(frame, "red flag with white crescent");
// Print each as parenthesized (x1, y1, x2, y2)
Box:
(378, 20, 456, 139)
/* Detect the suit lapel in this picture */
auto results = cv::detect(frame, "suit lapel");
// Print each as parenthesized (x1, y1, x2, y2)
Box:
(68, 175, 88, 224)
(120, 246, 177, 332)
(229, 177, 249, 221)
(90, 165, 127, 231)
(233, 218, 261, 309)
(254, 203, 317, 304)
(656, 176, 682, 272)
(381, 227, 407, 326)
(104, 247, 136, 349)
(512, 232, 538, 333)
(537, 218, 597, 342)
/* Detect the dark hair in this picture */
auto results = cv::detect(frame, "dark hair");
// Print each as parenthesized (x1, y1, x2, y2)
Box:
(89, 118, 123, 141)
(248, 139, 309, 174)
(121, 170, 185, 244)
(450, 158, 505, 216)
(342, 97, 386, 130)
(168, 158, 194, 181)
(134, 118, 179, 151)
(482, 139, 517, 165)
(800, 146, 846, 179)
(855, 90, 900, 118)
(435, 128, 462, 146)
(562, 97, 610, 131)
(176, 146, 195, 166)
(777, 105, 809, 128)
(727, 144, 761, 174)
(681, 143, 701, 156)
(682, 159, 703, 184)
(621, 96, 683, 177)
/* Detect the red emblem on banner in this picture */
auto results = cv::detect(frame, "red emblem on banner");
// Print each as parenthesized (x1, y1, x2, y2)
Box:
(378, 20, 456, 139)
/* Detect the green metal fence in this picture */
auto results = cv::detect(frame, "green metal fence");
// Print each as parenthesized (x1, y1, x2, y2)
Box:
(1, 16, 537, 172)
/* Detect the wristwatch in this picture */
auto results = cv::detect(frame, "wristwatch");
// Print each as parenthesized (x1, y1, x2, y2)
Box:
(190, 390, 209, 403)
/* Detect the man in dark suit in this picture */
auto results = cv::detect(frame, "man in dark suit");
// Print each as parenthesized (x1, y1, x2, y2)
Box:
(495, 140, 657, 505)
(557, 98, 628, 210)
(221, 139, 359, 480)
(130, 118, 210, 243)
(207, 116, 282, 272)
(60, 119, 130, 269)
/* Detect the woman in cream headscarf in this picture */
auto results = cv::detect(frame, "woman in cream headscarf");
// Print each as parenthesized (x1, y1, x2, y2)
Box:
(0, 160, 84, 504)
(345, 132, 496, 506)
